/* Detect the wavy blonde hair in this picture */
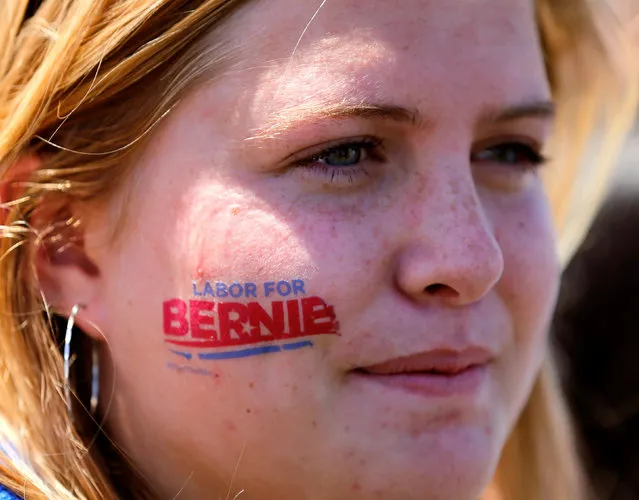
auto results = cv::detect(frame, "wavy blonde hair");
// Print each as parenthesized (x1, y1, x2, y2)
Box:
(0, 1, 636, 499)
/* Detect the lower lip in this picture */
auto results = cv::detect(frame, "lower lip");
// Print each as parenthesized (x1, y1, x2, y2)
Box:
(350, 364, 489, 397)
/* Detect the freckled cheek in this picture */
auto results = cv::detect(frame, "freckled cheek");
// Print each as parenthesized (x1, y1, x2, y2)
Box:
(168, 187, 384, 333)
(281, 208, 388, 283)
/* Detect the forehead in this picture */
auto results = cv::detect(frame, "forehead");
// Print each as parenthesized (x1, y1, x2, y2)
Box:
(205, 0, 548, 127)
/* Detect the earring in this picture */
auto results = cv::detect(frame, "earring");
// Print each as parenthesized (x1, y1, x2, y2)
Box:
(63, 304, 80, 420)
(63, 304, 100, 420)
(90, 331, 100, 416)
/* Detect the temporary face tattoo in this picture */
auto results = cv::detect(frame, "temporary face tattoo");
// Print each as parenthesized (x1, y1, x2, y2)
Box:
(163, 279, 339, 363)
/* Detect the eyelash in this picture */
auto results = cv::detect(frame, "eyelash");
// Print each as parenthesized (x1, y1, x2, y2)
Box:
(471, 142, 548, 169)
(293, 137, 384, 184)
(292, 137, 547, 184)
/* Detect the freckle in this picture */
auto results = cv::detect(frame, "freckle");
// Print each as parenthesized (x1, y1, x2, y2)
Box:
(518, 221, 526, 230)
(291, 384, 298, 392)
(312, 420, 317, 427)
(248, 382, 254, 389)
(352, 482, 361, 491)
(359, 459, 366, 467)
(246, 408, 251, 414)
(345, 451, 355, 459)
(345, 425, 350, 433)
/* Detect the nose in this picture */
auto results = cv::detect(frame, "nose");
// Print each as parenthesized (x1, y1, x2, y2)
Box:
(394, 174, 504, 306)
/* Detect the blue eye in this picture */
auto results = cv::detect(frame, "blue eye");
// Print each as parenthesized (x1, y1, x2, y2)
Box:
(301, 139, 381, 168)
(320, 145, 363, 166)
(292, 137, 384, 186)
(473, 142, 546, 167)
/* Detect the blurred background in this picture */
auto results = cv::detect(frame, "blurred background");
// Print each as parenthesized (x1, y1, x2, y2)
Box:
(552, 2, 639, 499)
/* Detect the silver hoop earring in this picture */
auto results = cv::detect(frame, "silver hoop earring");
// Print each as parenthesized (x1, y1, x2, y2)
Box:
(63, 304, 100, 420)
(90, 332, 100, 416)
(63, 304, 80, 419)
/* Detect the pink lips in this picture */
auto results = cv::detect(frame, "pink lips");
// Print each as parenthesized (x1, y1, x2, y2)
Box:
(352, 347, 493, 397)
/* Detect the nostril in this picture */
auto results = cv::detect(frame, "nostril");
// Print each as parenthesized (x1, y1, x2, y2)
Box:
(425, 283, 446, 294)
(424, 283, 458, 298)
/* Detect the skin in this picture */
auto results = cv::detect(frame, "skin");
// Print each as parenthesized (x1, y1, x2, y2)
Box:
(41, 0, 560, 498)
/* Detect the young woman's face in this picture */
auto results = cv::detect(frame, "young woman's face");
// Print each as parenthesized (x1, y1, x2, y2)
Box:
(77, 0, 558, 498)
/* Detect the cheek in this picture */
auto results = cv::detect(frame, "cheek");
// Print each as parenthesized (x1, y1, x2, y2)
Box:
(175, 185, 322, 281)
(493, 187, 560, 337)
(175, 183, 383, 300)
(489, 187, 559, 404)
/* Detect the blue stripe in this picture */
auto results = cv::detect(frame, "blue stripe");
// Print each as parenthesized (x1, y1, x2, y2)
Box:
(170, 350, 192, 360)
(198, 345, 282, 360)
(281, 340, 314, 351)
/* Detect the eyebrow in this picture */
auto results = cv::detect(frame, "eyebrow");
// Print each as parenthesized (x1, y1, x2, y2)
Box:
(488, 100, 556, 122)
(246, 102, 421, 141)
(247, 99, 555, 141)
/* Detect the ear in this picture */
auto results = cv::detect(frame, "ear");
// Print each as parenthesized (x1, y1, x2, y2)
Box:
(3, 155, 105, 341)
(34, 201, 106, 340)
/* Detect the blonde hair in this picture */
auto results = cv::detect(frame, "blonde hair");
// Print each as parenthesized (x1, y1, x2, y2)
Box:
(0, 1, 636, 499)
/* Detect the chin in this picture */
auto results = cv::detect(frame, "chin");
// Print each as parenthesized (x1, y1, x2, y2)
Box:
(318, 422, 504, 500)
